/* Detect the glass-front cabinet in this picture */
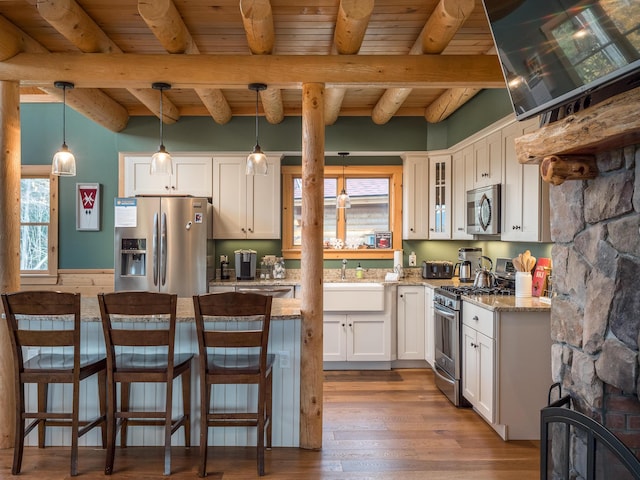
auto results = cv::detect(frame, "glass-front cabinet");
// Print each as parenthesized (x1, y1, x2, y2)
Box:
(428, 154, 452, 239)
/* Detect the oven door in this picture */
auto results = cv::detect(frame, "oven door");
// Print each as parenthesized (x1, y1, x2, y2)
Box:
(433, 303, 459, 380)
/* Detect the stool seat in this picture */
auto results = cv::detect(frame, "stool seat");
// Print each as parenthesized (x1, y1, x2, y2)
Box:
(114, 352, 193, 372)
(23, 353, 106, 372)
(207, 353, 276, 375)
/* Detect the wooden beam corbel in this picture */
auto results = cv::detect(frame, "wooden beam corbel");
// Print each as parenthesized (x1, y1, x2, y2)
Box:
(540, 155, 598, 186)
(37, 0, 179, 125)
(372, 0, 475, 125)
(138, 0, 232, 125)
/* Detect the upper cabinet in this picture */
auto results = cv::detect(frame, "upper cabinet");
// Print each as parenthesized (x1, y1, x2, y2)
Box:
(472, 130, 503, 189)
(452, 147, 475, 240)
(501, 119, 551, 243)
(123, 155, 213, 198)
(428, 154, 451, 239)
(402, 154, 429, 239)
(212, 155, 281, 239)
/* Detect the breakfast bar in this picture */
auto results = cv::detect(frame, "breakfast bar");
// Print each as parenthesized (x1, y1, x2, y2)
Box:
(19, 297, 302, 449)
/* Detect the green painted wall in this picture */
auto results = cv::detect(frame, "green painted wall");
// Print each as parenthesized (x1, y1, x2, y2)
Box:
(20, 90, 547, 273)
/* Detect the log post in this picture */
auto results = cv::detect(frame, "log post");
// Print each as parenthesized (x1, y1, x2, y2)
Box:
(540, 154, 598, 185)
(299, 82, 324, 450)
(0, 80, 20, 448)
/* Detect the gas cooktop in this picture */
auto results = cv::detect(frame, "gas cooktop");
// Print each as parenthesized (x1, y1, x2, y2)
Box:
(437, 284, 515, 298)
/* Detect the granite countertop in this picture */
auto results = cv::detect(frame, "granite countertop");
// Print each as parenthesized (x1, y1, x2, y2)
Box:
(462, 294, 551, 312)
(78, 296, 301, 322)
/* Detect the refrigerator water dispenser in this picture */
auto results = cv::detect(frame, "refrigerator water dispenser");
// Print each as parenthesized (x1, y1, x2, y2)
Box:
(120, 238, 146, 277)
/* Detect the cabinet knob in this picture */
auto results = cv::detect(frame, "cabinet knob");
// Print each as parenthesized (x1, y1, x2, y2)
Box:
(410, 227, 414, 232)
(473, 315, 479, 321)
(171, 185, 176, 190)
(430, 228, 434, 231)
(241, 228, 246, 233)
(348, 323, 353, 328)
(248, 227, 253, 233)
(400, 294, 404, 298)
(341, 323, 345, 328)
(164, 185, 170, 190)
(458, 227, 464, 231)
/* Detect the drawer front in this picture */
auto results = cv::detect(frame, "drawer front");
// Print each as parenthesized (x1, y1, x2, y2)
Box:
(462, 302, 494, 338)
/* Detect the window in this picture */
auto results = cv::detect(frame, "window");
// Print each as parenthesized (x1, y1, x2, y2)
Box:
(21, 165, 58, 283)
(282, 165, 402, 259)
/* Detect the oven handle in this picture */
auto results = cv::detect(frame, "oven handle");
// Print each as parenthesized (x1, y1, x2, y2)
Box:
(432, 363, 455, 385)
(433, 303, 457, 319)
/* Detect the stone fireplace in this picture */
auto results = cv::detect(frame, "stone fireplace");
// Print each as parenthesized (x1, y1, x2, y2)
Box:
(549, 142, 640, 475)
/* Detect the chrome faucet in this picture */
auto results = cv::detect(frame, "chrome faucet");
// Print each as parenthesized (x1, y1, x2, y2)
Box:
(341, 259, 347, 280)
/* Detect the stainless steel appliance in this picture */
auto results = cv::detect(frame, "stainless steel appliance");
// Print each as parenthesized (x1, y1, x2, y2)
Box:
(432, 279, 516, 407)
(422, 261, 454, 279)
(114, 196, 210, 296)
(466, 184, 501, 235)
(456, 248, 482, 283)
(235, 249, 257, 280)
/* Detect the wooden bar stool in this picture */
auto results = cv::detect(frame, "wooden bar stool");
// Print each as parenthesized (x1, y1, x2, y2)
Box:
(97, 291, 193, 476)
(192, 291, 274, 477)
(1, 291, 107, 477)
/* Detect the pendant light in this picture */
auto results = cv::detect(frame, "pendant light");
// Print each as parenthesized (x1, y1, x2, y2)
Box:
(246, 83, 268, 175)
(336, 152, 351, 209)
(150, 82, 173, 175)
(51, 81, 76, 176)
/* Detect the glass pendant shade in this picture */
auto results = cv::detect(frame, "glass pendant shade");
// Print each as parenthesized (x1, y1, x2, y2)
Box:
(247, 83, 268, 175)
(52, 143, 76, 176)
(52, 81, 76, 176)
(150, 82, 173, 175)
(336, 152, 351, 208)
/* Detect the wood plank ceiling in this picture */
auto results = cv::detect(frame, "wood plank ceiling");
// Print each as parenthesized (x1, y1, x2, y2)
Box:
(0, 0, 504, 132)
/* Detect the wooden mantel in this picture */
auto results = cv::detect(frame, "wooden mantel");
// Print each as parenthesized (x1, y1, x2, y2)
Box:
(515, 87, 640, 166)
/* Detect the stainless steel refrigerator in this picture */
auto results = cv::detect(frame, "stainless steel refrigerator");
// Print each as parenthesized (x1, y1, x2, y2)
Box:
(114, 196, 210, 296)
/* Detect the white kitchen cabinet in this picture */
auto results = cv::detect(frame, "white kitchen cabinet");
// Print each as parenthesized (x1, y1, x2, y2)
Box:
(472, 130, 503, 188)
(428, 154, 451, 239)
(501, 119, 551, 242)
(212, 155, 281, 239)
(462, 299, 552, 440)
(451, 148, 474, 240)
(424, 286, 435, 366)
(123, 154, 213, 197)
(402, 153, 429, 239)
(323, 312, 391, 362)
(397, 286, 425, 360)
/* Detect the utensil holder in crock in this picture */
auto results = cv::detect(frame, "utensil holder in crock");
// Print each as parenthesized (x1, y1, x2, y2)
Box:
(515, 271, 532, 298)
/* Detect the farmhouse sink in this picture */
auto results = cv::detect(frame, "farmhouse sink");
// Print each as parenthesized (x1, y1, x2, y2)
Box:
(323, 282, 385, 312)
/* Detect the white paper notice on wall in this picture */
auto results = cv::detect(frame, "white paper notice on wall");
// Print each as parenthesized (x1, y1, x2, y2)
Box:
(114, 197, 138, 228)
(76, 183, 101, 231)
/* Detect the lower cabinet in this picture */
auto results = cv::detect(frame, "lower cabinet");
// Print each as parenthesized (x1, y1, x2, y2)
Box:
(323, 312, 391, 362)
(397, 286, 425, 360)
(462, 300, 552, 440)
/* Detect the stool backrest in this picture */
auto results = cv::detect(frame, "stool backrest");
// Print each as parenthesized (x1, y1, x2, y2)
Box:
(1, 291, 81, 373)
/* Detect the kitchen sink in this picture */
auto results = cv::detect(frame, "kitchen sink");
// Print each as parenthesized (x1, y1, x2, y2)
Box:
(323, 282, 385, 311)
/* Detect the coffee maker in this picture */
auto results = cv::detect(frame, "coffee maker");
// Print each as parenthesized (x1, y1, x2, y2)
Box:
(235, 249, 257, 280)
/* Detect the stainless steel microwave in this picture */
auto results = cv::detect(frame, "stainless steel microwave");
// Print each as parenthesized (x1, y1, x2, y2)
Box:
(466, 184, 501, 235)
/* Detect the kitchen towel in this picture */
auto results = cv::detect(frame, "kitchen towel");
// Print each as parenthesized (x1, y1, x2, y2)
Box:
(394, 250, 403, 268)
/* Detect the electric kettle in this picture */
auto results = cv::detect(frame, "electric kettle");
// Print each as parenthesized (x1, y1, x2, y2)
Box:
(454, 260, 473, 283)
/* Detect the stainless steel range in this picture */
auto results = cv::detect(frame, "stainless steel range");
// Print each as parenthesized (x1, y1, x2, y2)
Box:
(432, 263, 515, 407)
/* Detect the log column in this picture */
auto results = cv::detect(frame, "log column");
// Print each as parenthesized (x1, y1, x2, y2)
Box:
(0, 80, 21, 448)
(299, 82, 324, 450)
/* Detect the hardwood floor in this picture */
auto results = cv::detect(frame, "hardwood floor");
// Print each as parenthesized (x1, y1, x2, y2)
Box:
(0, 369, 540, 479)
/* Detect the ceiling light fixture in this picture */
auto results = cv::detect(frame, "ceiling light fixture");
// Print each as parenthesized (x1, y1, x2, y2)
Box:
(336, 152, 351, 209)
(150, 82, 173, 175)
(51, 81, 76, 176)
(246, 83, 268, 175)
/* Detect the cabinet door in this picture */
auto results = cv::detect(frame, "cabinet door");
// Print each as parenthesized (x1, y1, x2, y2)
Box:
(424, 287, 435, 365)
(402, 154, 429, 239)
(323, 313, 347, 361)
(212, 156, 248, 239)
(172, 156, 213, 197)
(347, 313, 390, 361)
(248, 156, 281, 239)
(397, 286, 425, 360)
(501, 119, 550, 242)
(452, 149, 474, 240)
(124, 155, 170, 196)
(428, 154, 451, 239)
(476, 330, 495, 422)
(473, 131, 503, 188)
(462, 324, 478, 406)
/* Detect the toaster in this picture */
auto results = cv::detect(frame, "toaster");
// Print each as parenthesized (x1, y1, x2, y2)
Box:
(422, 260, 454, 279)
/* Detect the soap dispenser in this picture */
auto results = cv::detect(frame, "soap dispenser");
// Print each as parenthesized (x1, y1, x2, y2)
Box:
(356, 263, 364, 279)
(409, 251, 417, 267)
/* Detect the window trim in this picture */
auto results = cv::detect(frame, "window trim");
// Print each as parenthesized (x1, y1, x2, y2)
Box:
(20, 165, 58, 284)
(281, 165, 403, 260)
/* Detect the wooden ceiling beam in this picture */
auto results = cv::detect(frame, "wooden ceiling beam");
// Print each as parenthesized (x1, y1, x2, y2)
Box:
(0, 53, 503, 89)
(325, 0, 374, 125)
(0, 13, 128, 132)
(36, 0, 179, 124)
(372, 0, 476, 124)
(424, 87, 481, 122)
(137, 0, 232, 124)
(240, 0, 283, 124)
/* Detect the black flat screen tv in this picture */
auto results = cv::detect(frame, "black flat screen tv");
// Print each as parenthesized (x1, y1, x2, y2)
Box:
(482, 0, 640, 123)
